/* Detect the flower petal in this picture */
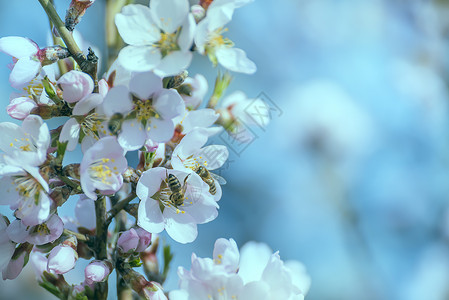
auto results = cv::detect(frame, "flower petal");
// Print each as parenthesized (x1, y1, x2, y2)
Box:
(150, 0, 189, 34)
(239, 281, 270, 300)
(147, 118, 175, 142)
(215, 47, 256, 74)
(59, 118, 80, 152)
(129, 71, 162, 100)
(138, 198, 165, 233)
(115, 4, 161, 45)
(178, 14, 196, 52)
(0, 176, 20, 205)
(118, 119, 147, 151)
(181, 109, 219, 133)
(73, 93, 103, 115)
(195, 145, 229, 170)
(136, 167, 166, 200)
(9, 57, 41, 88)
(118, 45, 161, 72)
(154, 89, 185, 119)
(164, 209, 197, 243)
(238, 241, 272, 284)
(154, 51, 192, 77)
(0, 36, 38, 58)
(102, 85, 133, 116)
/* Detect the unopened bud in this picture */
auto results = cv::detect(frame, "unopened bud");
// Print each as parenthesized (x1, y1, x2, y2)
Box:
(37, 46, 71, 66)
(117, 228, 139, 254)
(47, 242, 78, 274)
(65, 0, 96, 31)
(7, 97, 37, 120)
(84, 260, 112, 285)
(191, 4, 206, 22)
(57, 70, 94, 103)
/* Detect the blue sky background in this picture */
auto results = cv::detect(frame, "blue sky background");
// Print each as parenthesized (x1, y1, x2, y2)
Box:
(1, 0, 449, 299)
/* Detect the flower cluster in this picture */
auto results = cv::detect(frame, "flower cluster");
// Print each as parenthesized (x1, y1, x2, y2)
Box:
(170, 238, 311, 300)
(0, 0, 309, 299)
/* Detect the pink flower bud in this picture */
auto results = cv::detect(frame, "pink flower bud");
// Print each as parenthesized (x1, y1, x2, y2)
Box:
(135, 227, 152, 252)
(84, 260, 112, 285)
(47, 245, 78, 274)
(117, 228, 139, 253)
(6, 97, 37, 120)
(57, 70, 94, 103)
(191, 5, 206, 22)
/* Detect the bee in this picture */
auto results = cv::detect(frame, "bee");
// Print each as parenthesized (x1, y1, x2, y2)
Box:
(195, 166, 226, 195)
(166, 173, 189, 206)
(108, 113, 124, 135)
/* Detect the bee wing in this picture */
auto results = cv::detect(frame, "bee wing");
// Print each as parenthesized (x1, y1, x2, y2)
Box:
(211, 173, 227, 185)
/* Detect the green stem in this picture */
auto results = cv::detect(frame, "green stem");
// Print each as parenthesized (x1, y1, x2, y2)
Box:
(94, 196, 109, 300)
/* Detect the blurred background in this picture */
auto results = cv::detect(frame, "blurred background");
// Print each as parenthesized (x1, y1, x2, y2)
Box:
(1, 0, 449, 299)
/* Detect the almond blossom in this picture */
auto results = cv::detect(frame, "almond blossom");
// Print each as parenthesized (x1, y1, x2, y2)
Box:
(171, 238, 311, 300)
(0, 115, 52, 226)
(115, 0, 195, 76)
(137, 167, 218, 243)
(194, 0, 256, 74)
(0, 0, 297, 298)
(101, 71, 185, 151)
(80, 136, 128, 200)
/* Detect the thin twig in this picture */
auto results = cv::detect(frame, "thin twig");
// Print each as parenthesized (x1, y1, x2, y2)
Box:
(63, 229, 89, 242)
(106, 192, 137, 225)
(38, 0, 98, 83)
(57, 175, 80, 190)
